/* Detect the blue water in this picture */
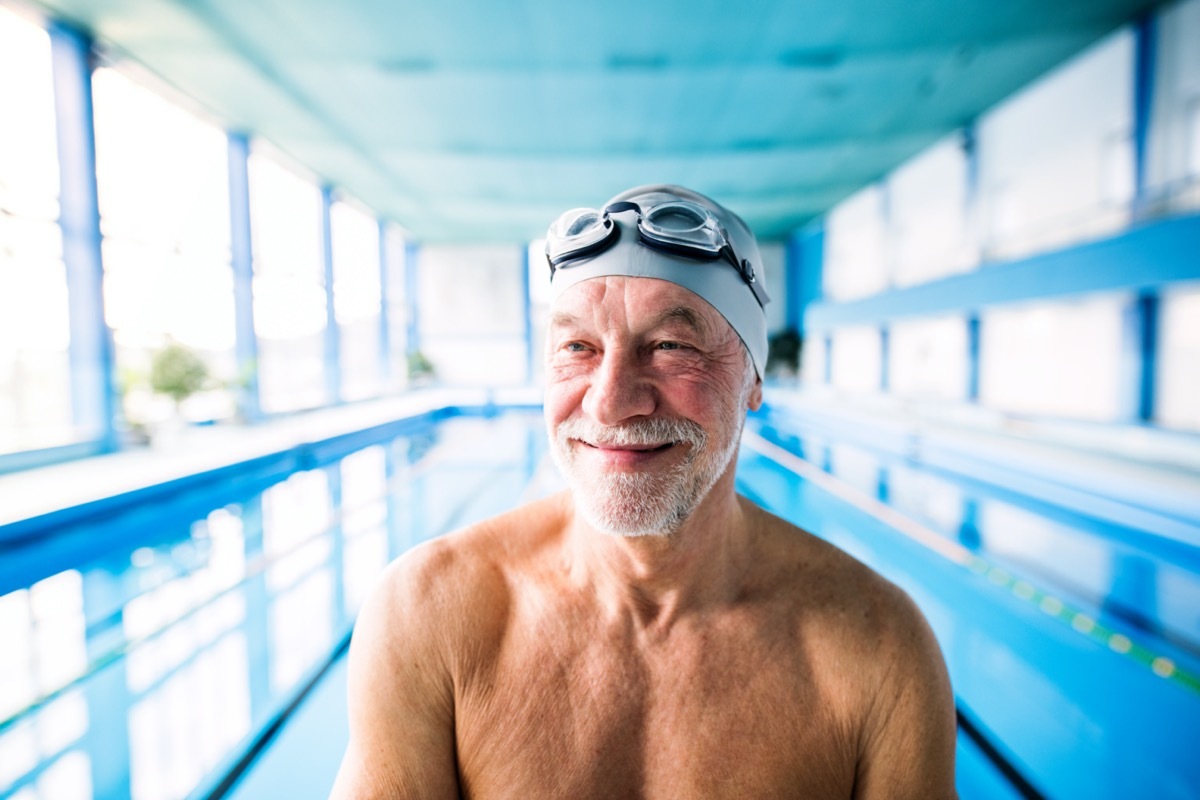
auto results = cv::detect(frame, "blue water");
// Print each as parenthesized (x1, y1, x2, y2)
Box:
(1, 408, 1197, 800)
(0, 412, 547, 800)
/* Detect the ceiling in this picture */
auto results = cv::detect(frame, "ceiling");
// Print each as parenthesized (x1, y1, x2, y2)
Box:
(22, 0, 1161, 243)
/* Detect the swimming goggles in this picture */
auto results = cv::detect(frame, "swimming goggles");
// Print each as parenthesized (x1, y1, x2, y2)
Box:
(545, 199, 770, 309)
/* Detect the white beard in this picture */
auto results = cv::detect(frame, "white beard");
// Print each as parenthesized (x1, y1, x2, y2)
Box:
(549, 410, 745, 538)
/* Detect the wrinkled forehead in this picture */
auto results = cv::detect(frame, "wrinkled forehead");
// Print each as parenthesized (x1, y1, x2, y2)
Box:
(548, 274, 740, 343)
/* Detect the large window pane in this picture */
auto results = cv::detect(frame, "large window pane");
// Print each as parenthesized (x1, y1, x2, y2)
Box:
(1156, 283, 1200, 431)
(248, 152, 326, 413)
(0, 9, 71, 455)
(1147, 0, 1200, 213)
(979, 294, 1125, 421)
(331, 200, 381, 401)
(889, 316, 968, 402)
(829, 325, 882, 394)
(977, 29, 1134, 260)
(418, 245, 526, 386)
(888, 134, 978, 287)
(822, 185, 889, 301)
(93, 68, 235, 429)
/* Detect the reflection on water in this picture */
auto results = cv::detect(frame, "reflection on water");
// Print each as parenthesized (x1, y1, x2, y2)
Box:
(0, 412, 548, 800)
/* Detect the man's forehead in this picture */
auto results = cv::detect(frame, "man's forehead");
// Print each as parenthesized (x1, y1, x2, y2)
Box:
(549, 276, 731, 337)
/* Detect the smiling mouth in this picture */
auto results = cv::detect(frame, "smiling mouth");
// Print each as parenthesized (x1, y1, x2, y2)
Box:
(582, 441, 677, 453)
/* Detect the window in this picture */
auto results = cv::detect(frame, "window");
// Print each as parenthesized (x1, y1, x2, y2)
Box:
(331, 199, 381, 401)
(889, 316, 969, 402)
(1156, 283, 1200, 431)
(888, 134, 978, 287)
(92, 68, 235, 427)
(829, 326, 882, 394)
(822, 185, 889, 300)
(979, 294, 1126, 421)
(248, 152, 326, 413)
(976, 29, 1134, 260)
(0, 9, 71, 455)
(419, 245, 526, 386)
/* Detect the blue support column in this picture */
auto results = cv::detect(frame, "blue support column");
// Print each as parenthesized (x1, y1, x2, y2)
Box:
(879, 324, 890, 393)
(320, 187, 340, 405)
(966, 314, 981, 402)
(521, 243, 534, 384)
(49, 23, 119, 451)
(1121, 291, 1159, 423)
(822, 333, 833, 385)
(227, 132, 260, 421)
(787, 222, 825, 335)
(962, 123, 979, 201)
(961, 122, 982, 262)
(404, 242, 422, 360)
(959, 497, 982, 550)
(1132, 13, 1158, 214)
(377, 222, 392, 388)
(879, 181, 894, 286)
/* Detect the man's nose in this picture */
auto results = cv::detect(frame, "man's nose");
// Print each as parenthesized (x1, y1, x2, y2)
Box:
(581, 348, 655, 426)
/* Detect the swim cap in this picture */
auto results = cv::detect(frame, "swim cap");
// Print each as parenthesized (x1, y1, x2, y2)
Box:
(547, 184, 770, 378)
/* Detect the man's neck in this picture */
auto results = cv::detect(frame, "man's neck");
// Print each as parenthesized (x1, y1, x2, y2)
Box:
(563, 472, 757, 635)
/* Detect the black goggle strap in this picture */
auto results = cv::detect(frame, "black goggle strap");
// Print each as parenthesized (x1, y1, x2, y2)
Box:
(718, 242, 769, 308)
(550, 201, 769, 308)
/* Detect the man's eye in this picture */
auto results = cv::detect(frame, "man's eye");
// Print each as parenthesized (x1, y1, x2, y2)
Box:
(657, 341, 683, 351)
(564, 342, 588, 352)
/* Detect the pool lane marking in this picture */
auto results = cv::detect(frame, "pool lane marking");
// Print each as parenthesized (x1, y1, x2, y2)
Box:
(741, 429, 1200, 698)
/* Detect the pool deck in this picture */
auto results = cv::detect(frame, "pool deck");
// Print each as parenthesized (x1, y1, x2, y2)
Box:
(0, 387, 541, 532)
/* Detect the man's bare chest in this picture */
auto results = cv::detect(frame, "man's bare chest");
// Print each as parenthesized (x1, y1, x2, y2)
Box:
(451, 618, 859, 799)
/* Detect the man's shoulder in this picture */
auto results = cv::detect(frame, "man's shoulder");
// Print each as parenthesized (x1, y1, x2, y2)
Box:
(387, 490, 569, 582)
(750, 502, 933, 655)
(361, 491, 571, 650)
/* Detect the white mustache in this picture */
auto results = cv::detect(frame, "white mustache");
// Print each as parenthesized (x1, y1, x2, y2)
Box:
(556, 417, 707, 449)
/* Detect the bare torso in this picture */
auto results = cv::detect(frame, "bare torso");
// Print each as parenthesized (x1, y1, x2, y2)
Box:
(331, 492, 956, 799)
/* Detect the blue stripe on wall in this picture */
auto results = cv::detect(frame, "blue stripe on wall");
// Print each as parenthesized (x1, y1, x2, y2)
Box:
(805, 214, 1200, 331)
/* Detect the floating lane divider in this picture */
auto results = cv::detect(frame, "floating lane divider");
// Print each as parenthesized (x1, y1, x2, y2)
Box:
(741, 429, 1200, 699)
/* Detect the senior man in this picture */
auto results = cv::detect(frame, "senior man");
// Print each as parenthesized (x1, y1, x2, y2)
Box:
(330, 185, 957, 799)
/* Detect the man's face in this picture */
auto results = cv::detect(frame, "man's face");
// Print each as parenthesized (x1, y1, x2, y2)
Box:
(544, 276, 762, 536)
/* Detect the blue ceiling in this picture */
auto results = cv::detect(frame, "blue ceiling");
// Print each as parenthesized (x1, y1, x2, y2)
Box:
(24, 0, 1161, 242)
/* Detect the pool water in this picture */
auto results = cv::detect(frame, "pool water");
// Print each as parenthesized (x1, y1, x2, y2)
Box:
(1, 408, 1197, 800)
(0, 411, 547, 800)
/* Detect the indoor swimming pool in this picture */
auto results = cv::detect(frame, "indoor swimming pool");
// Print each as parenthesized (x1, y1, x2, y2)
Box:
(1, 405, 1197, 800)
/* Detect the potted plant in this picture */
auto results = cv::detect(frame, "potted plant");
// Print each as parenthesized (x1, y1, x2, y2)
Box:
(147, 341, 210, 446)
(406, 349, 436, 386)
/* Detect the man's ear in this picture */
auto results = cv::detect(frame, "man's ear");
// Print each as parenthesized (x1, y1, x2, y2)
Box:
(747, 376, 763, 411)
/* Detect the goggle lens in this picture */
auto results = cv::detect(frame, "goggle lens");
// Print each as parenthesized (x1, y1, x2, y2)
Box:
(642, 202, 720, 253)
(546, 208, 616, 265)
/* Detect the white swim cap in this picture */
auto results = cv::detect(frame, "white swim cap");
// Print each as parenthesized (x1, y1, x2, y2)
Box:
(546, 184, 770, 377)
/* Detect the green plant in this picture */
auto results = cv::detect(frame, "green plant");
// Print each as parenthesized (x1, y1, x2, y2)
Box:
(150, 342, 209, 405)
(406, 350, 435, 380)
